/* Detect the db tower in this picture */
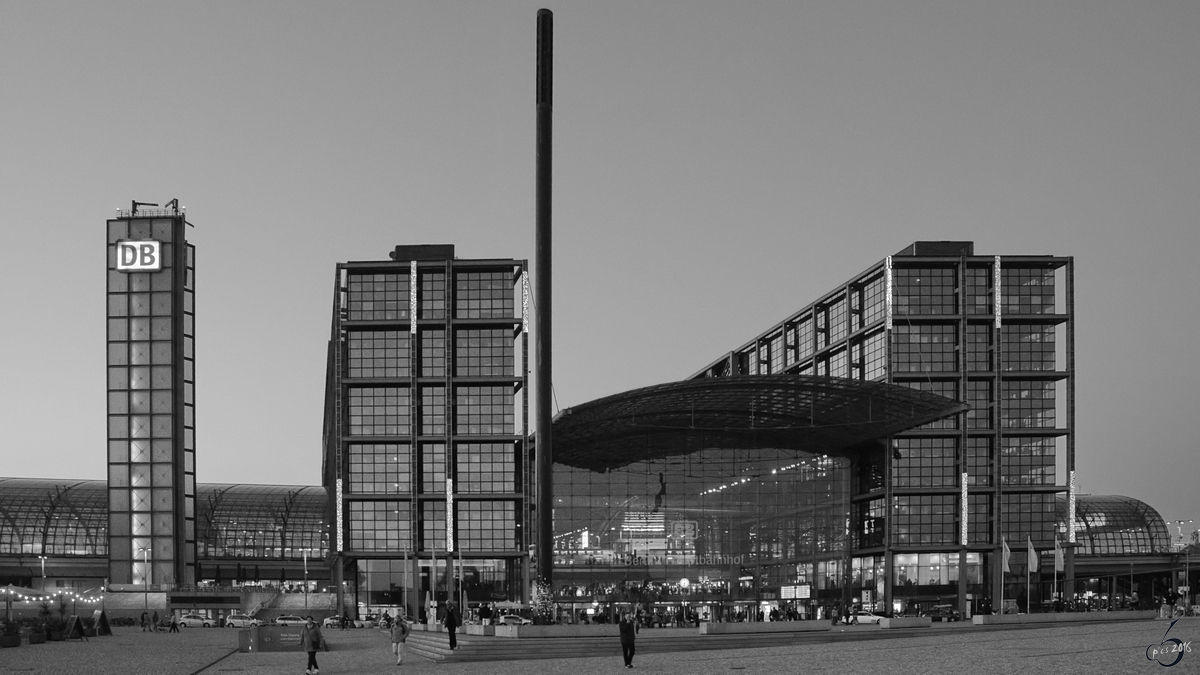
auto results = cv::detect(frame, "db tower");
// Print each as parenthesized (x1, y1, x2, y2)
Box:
(104, 202, 197, 587)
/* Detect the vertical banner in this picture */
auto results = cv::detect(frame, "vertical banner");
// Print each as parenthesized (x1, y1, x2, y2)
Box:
(522, 271, 530, 334)
(961, 473, 969, 546)
(993, 256, 1002, 328)
(446, 478, 455, 554)
(1068, 470, 1076, 544)
(409, 261, 418, 335)
(335, 478, 344, 552)
(884, 256, 893, 330)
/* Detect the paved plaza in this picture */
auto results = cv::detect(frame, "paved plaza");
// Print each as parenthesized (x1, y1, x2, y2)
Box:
(0, 618, 1196, 675)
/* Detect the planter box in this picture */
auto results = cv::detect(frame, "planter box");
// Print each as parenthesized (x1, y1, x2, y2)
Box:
(495, 624, 619, 638)
(971, 610, 1155, 626)
(699, 620, 831, 635)
(879, 617, 931, 629)
(28, 632, 46, 644)
(465, 625, 495, 636)
(0, 635, 21, 648)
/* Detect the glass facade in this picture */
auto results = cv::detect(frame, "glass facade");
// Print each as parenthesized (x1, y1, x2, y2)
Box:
(105, 213, 195, 587)
(553, 452, 851, 620)
(691, 242, 1074, 614)
(326, 248, 528, 617)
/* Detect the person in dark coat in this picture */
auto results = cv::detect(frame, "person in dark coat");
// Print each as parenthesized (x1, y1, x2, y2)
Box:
(151, 610, 159, 632)
(300, 615, 324, 674)
(619, 612, 637, 668)
(443, 601, 461, 650)
(140, 611, 148, 632)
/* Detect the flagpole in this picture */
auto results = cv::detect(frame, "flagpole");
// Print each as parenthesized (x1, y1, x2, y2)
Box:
(1000, 537, 1010, 615)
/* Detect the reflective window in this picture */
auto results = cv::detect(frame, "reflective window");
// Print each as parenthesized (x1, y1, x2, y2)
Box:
(348, 387, 410, 436)
(348, 331, 410, 378)
(1001, 493, 1056, 546)
(347, 273, 409, 321)
(966, 381, 992, 429)
(454, 329, 513, 377)
(419, 271, 446, 319)
(1001, 381, 1055, 428)
(892, 496, 957, 545)
(893, 268, 956, 315)
(1001, 325, 1056, 371)
(455, 271, 514, 319)
(965, 267, 992, 316)
(968, 494, 992, 544)
(455, 386, 513, 435)
(893, 438, 957, 488)
(1002, 267, 1055, 314)
(457, 443, 516, 493)
(892, 324, 957, 373)
(966, 324, 992, 372)
(1001, 437, 1055, 485)
(966, 437, 992, 487)
(349, 444, 411, 494)
(458, 501, 516, 551)
(349, 501, 411, 552)
(420, 330, 445, 377)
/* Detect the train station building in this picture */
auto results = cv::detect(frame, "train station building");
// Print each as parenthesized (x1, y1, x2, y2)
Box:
(0, 223, 1186, 622)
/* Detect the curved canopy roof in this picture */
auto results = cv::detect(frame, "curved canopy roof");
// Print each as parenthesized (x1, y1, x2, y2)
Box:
(551, 375, 968, 472)
(1056, 494, 1172, 556)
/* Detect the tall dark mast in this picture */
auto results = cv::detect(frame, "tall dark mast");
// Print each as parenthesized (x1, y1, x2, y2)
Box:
(534, 8, 554, 587)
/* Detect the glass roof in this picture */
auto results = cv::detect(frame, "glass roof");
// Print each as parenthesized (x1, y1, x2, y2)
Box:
(0, 478, 327, 560)
(1056, 494, 1172, 555)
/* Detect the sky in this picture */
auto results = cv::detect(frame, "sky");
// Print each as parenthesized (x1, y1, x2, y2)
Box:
(1, 1, 1197, 538)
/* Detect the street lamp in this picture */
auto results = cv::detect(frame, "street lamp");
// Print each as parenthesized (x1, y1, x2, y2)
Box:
(303, 549, 309, 612)
(138, 547, 151, 610)
(1175, 520, 1194, 609)
(39, 555, 47, 591)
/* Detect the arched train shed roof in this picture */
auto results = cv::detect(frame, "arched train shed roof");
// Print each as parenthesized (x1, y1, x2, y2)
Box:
(0, 478, 327, 559)
(1056, 494, 1172, 556)
(551, 375, 968, 472)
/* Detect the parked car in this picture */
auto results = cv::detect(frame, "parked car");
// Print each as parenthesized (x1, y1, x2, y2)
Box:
(323, 616, 369, 629)
(272, 615, 306, 626)
(177, 613, 213, 628)
(847, 611, 885, 624)
(498, 614, 532, 626)
(922, 606, 962, 622)
(225, 614, 259, 628)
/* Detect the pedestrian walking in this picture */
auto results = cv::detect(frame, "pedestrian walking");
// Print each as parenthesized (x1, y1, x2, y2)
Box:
(340, 612, 349, 630)
(300, 615, 324, 675)
(443, 600, 461, 650)
(390, 616, 410, 666)
(169, 614, 180, 632)
(619, 612, 636, 668)
(140, 611, 147, 632)
(151, 610, 159, 632)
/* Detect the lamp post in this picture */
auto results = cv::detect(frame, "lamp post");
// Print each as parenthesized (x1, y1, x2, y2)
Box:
(303, 549, 309, 612)
(138, 547, 151, 609)
(39, 555, 47, 591)
(1175, 520, 1194, 609)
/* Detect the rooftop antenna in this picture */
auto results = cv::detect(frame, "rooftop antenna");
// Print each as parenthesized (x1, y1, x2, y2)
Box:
(130, 200, 158, 216)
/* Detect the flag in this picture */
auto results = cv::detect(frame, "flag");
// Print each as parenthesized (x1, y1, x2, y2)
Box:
(1002, 537, 1011, 574)
(1027, 536, 1039, 572)
(1054, 538, 1064, 572)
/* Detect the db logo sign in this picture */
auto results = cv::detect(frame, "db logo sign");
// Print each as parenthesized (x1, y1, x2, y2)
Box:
(116, 240, 162, 272)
